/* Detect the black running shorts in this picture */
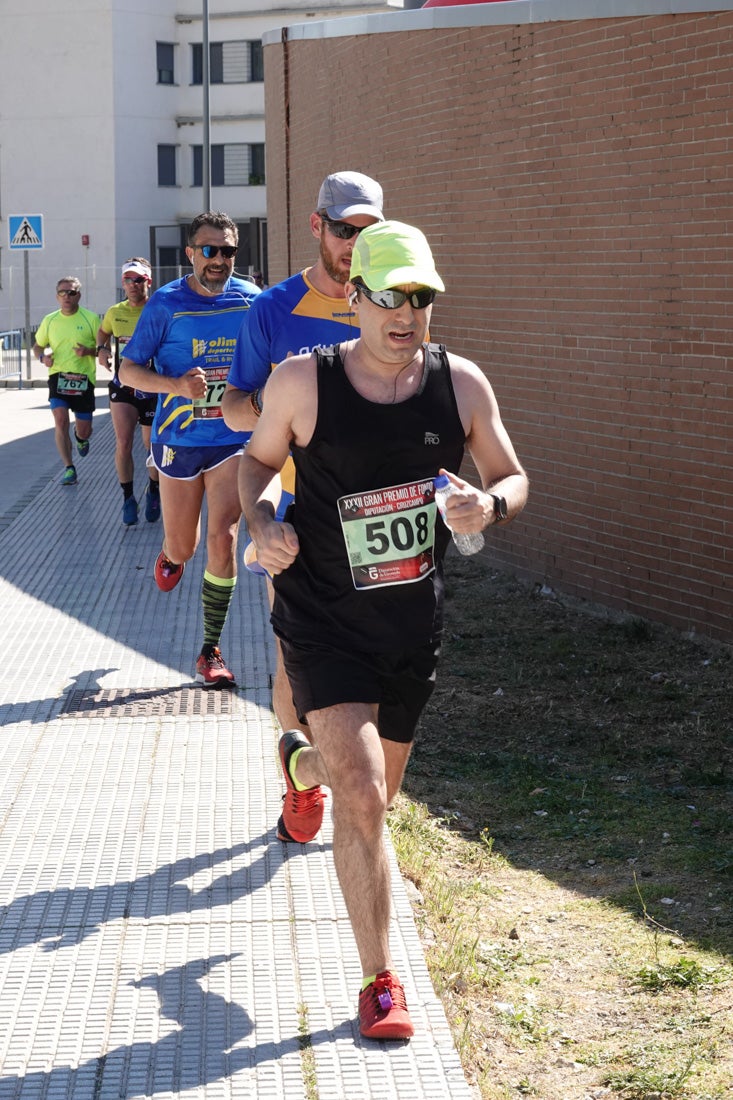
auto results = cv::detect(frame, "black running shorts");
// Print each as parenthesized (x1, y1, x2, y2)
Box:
(277, 636, 440, 744)
(48, 372, 96, 415)
(109, 381, 157, 425)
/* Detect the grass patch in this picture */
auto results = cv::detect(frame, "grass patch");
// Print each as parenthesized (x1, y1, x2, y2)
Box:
(394, 558, 733, 1099)
(634, 956, 726, 993)
(296, 1002, 318, 1100)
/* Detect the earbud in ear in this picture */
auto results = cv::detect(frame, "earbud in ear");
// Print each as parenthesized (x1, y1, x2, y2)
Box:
(348, 291, 357, 306)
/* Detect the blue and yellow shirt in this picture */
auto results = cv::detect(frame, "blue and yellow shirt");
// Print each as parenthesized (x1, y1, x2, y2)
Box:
(227, 270, 359, 493)
(124, 275, 259, 448)
(227, 269, 359, 394)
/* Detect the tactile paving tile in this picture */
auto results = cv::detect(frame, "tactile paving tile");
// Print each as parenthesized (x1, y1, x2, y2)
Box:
(59, 686, 254, 718)
(0, 408, 476, 1098)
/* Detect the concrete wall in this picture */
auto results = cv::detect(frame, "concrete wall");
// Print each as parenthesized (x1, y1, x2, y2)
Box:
(263, 2, 733, 642)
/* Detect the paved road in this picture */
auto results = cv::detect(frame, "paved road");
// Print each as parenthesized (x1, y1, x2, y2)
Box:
(0, 383, 475, 1099)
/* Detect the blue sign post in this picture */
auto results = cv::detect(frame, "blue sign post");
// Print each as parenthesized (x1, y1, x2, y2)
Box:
(8, 215, 45, 385)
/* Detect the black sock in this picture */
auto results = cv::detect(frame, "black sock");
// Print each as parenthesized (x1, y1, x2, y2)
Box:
(149, 479, 160, 496)
(122, 482, 134, 500)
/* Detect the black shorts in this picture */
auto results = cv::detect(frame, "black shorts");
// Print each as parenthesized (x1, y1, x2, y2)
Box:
(277, 636, 440, 744)
(109, 381, 157, 425)
(48, 372, 96, 415)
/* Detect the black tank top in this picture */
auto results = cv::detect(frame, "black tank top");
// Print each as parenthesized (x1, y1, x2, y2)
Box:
(271, 343, 466, 652)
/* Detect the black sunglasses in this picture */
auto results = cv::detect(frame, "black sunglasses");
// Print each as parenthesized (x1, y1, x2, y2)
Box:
(355, 282, 437, 311)
(58, 289, 80, 297)
(123, 275, 147, 285)
(319, 214, 362, 241)
(192, 244, 238, 260)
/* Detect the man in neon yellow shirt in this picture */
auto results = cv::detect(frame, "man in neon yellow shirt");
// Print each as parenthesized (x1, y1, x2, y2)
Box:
(97, 258, 160, 525)
(33, 276, 100, 486)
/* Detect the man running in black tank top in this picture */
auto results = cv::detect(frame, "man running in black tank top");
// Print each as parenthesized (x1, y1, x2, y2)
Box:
(239, 221, 529, 1041)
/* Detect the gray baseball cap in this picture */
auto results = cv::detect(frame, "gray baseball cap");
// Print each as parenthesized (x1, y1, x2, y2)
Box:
(316, 171, 384, 221)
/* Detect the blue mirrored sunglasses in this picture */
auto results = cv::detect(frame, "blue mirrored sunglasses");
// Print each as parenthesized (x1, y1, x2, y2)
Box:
(193, 244, 238, 260)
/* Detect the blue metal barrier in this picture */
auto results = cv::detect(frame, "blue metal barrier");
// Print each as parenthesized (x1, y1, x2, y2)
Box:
(0, 330, 23, 386)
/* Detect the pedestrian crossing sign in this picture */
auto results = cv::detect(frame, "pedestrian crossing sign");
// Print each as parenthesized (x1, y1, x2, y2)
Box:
(9, 214, 44, 250)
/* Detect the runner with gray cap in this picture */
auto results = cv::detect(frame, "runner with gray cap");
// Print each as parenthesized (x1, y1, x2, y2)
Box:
(223, 170, 385, 736)
(316, 169, 384, 222)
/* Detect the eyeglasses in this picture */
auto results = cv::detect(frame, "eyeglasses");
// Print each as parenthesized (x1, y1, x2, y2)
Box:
(355, 282, 437, 310)
(319, 214, 362, 241)
(123, 275, 147, 285)
(57, 289, 80, 297)
(192, 244, 238, 260)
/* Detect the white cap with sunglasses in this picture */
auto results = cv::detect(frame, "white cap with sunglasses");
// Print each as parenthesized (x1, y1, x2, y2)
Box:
(317, 171, 385, 222)
(122, 259, 152, 281)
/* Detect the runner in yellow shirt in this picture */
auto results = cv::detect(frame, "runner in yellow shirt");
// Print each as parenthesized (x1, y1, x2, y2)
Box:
(33, 276, 100, 487)
(97, 259, 160, 525)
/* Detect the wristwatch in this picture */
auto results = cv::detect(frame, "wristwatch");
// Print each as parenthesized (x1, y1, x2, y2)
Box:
(490, 493, 508, 522)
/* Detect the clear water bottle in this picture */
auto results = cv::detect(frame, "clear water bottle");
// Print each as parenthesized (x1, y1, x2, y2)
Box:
(434, 474, 485, 556)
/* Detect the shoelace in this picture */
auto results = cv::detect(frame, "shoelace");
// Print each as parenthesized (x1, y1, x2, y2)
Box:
(285, 785, 323, 811)
(205, 648, 226, 669)
(366, 974, 406, 1014)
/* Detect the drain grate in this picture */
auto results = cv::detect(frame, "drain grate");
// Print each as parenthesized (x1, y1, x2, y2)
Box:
(59, 686, 246, 718)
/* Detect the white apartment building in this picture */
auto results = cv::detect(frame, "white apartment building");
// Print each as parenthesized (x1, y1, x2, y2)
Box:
(0, 0, 394, 336)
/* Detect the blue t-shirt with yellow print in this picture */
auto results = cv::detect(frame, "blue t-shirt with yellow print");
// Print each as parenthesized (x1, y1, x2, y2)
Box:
(227, 269, 359, 497)
(124, 275, 259, 448)
(227, 269, 359, 394)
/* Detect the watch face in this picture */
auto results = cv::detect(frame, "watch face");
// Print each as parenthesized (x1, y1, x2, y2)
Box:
(493, 494, 508, 521)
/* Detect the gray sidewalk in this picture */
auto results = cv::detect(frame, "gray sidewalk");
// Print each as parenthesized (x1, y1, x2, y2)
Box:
(0, 386, 475, 1099)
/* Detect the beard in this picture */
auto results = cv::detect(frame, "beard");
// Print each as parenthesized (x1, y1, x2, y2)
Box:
(195, 267, 230, 294)
(319, 237, 349, 285)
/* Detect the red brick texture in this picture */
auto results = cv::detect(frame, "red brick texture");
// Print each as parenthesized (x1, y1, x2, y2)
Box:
(265, 12, 733, 643)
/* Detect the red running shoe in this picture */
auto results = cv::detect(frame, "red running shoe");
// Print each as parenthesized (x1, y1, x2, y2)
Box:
(154, 550, 184, 592)
(359, 971, 414, 1040)
(195, 646, 236, 690)
(277, 730, 325, 843)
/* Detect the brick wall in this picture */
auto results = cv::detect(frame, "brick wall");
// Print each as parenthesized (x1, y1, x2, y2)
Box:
(264, 11, 733, 643)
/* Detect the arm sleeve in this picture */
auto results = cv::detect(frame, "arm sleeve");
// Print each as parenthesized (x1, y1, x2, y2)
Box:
(101, 306, 116, 335)
(227, 297, 275, 392)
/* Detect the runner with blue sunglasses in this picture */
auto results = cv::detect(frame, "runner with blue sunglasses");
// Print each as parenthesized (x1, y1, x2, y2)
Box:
(120, 212, 260, 689)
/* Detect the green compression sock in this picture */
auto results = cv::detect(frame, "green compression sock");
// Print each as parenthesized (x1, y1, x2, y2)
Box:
(201, 570, 236, 647)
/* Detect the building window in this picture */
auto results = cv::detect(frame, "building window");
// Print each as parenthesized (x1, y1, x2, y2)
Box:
(250, 143, 265, 185)
(158, 145, 177, 187)
(250, 40, 264, 82)
(192, 144, 265, 187)
(191, 40, 263, 85)
(158, 246, 182, 287)
(157, 42, 175, 85)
